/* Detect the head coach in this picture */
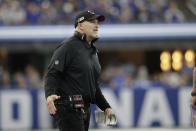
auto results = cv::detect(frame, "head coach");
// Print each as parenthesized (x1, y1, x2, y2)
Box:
(44, 10, 115, 131)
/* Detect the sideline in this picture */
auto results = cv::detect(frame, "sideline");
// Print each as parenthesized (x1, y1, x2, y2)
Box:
(2, 128, 195, 131)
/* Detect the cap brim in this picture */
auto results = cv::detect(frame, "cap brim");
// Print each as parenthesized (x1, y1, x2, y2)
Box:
(88, 15, 105, 22)
(96, 15, 105, 22)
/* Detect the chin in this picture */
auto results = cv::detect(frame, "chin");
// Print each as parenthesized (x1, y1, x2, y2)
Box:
(93, 34, 99, 39)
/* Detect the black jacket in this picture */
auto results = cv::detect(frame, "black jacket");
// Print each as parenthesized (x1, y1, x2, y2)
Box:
(44, 31, 111, 111)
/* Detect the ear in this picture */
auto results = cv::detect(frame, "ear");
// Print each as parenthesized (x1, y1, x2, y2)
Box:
(78, 23, 84, 31)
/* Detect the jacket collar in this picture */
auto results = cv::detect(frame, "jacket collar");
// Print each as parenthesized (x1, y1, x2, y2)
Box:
(74, 31, 98, 49)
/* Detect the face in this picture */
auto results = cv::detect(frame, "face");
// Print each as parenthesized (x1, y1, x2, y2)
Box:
(79, 19, 99, 41)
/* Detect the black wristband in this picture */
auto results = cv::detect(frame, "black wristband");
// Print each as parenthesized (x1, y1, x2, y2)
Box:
(191, 92, 196, 96)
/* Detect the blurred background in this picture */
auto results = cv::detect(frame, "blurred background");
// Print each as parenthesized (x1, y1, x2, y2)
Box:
(0, 0, 196, 130)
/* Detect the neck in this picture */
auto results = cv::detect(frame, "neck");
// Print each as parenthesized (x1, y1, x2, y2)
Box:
(76, 29, 92, 44)
(86, 36, 92, 45)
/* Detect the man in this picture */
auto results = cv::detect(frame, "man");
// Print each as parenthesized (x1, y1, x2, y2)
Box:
(44, 11, 115, 131)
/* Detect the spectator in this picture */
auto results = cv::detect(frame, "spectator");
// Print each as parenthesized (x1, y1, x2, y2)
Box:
(100, 69, 112, 87)
(147, 0, 167, 22)
(137, 2, 150, 23)
(167, 72, 181, 88)
(39, 1, 57, 24)
(0, 70, 11, 88)
(134, 65, 150, 88)
(53, 0, 66, 24)
(13, 72, 27, 89)
(179, 72, 191, 87)
(26, 2, 41, 24)
(62, 0, 78, 23)
(0, 0, 26, 25)
(164, 2, 185, 23)
(25, 65, 42, 88)
(120, 5, 134, 23)
(123, 73, 133, 87)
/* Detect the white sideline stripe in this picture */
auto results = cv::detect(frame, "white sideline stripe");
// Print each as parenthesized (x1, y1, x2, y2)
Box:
(89, 128, 195, 131)
(1, 128, 195, 131)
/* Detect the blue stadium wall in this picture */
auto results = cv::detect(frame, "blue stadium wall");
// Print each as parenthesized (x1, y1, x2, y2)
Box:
(0, 86, 192, 129)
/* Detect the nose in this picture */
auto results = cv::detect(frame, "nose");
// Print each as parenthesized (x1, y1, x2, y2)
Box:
(95, 23, 98, 28)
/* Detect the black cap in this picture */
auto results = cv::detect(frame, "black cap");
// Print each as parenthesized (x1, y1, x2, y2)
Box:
(75, 11, 105, 28)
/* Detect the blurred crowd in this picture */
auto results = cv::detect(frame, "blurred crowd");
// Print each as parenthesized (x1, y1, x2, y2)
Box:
(0, 63, 193, 89)
(0, 0, 185, 25)
(0, 65, 43, 89)
(100, 63, 192, 91)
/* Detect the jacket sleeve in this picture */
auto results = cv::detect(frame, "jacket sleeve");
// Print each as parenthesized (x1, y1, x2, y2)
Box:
(44, 43, 74, 98)
(44, 68, 63, 98)
(95, 81, 111, 111)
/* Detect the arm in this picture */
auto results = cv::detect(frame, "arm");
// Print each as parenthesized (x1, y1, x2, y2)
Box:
(44, 43, 73, 115)
(192, 67, 196, 105)
(44, 68, 62, 115)
(45, 69, 62, 98)
(95, 83, 111, 111)
(95, 82, 116, 126)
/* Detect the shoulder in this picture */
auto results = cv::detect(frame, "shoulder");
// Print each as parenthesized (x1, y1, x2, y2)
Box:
(54, 37, 73, 51)
(61, 36, 84, 52)
(63, 36, 83, 47)
(54, 37, 82, 55)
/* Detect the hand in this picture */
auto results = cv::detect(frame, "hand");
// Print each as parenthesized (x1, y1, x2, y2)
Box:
(192, 96, 196, 105)
(105, 108, 115, 126)
(46, 94, 60, 115)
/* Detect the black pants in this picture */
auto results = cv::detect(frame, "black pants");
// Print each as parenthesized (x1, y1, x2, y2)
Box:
(53, 103, 91, 131)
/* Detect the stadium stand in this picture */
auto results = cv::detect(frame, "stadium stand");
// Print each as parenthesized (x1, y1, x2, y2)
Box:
(0, 0, 190, 25)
